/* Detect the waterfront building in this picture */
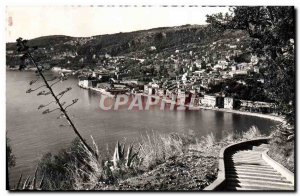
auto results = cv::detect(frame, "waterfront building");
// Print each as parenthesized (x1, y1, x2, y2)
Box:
(177, 91, 186, 106)
(201, 95, 217, 107)
(216, 96, 224, 108)
(240, 100, 276, 113)
(111, 83, 127, 89)
(78, 78, 98, 88)
(144, 85, 150, 95)
(224, 97, 235, 109)
(52, 67, 62, 72)
(201, 94, 225, 108)
(144, 85, 158, 95)
(78, 78, 89, 89)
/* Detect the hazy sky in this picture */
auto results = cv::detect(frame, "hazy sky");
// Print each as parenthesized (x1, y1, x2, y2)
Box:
(6, 6, 230, 42)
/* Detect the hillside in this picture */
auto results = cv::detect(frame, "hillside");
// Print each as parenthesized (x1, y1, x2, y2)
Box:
(6, 24, 251, 70)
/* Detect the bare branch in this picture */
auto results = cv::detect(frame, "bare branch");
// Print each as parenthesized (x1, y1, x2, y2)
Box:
(44, 91, 51, 96)
(57, 87, 72, 97)
(64, 99, 79, 110)
(37, 91, 46, 96)
(42, 108, 61, 115)
(42, 109, 50, 114)
(57, 93, 65, 100)
(37, 100, 56, 110)
(26, 85, 46, 93)
(38, 105, 45, 110)
(29, 79, 39, 85)
(26, 89, 33, 93)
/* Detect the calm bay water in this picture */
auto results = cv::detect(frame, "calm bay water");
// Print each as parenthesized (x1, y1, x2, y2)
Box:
(6, 70, 278, 185)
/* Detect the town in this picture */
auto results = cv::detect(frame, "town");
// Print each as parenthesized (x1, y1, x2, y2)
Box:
(6, 28, 277, 114)
(75, 43, 276, 114)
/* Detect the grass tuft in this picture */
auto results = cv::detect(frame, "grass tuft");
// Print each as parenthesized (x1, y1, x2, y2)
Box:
(138, 131, 183, 169)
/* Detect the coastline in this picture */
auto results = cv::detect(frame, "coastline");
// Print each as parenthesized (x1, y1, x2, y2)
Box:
(78, 84, 115, 98)
(192, 106, 285, 123)
(140, 93, 284, 123)
(77, 89, 284, 123)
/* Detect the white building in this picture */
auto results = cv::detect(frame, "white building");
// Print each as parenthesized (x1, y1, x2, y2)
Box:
(224, 97, 234, 109)
(144, 85, 150, 95)
(237, 63, 249, 71)
(78, 79, 90, 89)
(193, 70, 205, 77)
(52, 67, 62, 72)
(215, 60, 228, 70)
(201, 95, 216, 107)
(177, 89, 187, 106)
(182, 73, 188, 83)
(229, 70, 248, 77)
(144, 83, 159, 95)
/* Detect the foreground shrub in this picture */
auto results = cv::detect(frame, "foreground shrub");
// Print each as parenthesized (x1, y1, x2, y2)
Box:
(268, 123, 294, 172)
(33, 137, 141, 190)
(14, 126, 270, 190)
(138, 131, 184, 169)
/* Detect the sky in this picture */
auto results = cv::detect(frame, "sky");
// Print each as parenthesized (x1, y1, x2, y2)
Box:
(6, 6, 230, 42)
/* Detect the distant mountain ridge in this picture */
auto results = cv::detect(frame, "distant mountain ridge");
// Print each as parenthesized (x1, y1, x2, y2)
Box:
(6, 24, 250, 69)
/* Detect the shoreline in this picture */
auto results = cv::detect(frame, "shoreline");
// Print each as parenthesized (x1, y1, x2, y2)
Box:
(78, 84, 115, 98)
(77, 89, 285, 123)
(192, 106, 284, 123)
(140, 93, 284, 123)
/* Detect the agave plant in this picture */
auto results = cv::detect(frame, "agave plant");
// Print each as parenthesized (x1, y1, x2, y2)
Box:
(126, 144, 139, 167)
(111, 141, 139, 170)
(14, 168, 44, 190)
(112, 141, 125, 168)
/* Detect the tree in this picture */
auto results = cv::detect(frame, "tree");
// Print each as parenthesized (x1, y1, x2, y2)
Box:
(206, 7, 295, 127)
(231, 6, 295, 125)
(205, 12, 233, 32)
